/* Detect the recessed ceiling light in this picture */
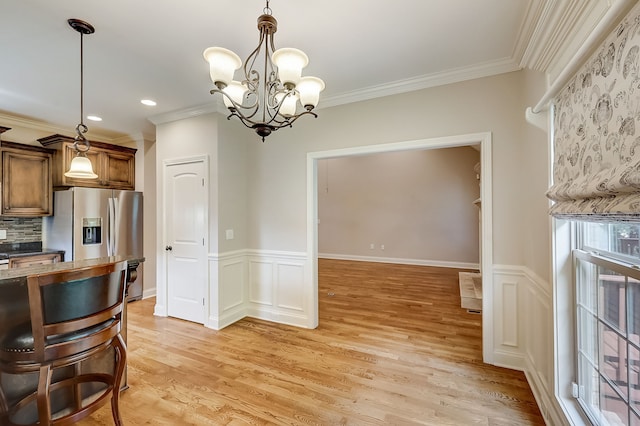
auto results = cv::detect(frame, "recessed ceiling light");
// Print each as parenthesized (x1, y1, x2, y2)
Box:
(87, 115, 102, 122)
(141, 99, 157, 106)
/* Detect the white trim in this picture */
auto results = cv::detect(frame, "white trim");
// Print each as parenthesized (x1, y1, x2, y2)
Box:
(319, 253, 479, 270)
(148, 101, 221, 126)
(531, 0, 636, 113)
(319, 59, 520, 110)
(306, 132, 494, 362)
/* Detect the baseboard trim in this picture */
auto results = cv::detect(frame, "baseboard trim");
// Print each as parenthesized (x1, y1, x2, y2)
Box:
(319, 253, 479, 270)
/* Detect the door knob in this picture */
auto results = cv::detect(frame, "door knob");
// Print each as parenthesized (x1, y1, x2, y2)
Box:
(165, 245, 173, 251)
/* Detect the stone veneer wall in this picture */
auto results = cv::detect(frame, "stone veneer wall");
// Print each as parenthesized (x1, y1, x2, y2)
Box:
(0, 217, 42, 242)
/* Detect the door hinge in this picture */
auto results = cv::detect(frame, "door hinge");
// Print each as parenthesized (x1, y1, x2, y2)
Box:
(203, 238, 205, 245)
(202, 298, 205, 306)
(202, 178, 204, 186)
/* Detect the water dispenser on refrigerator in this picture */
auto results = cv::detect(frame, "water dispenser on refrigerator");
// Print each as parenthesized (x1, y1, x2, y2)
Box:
(82, 218, 102, 245)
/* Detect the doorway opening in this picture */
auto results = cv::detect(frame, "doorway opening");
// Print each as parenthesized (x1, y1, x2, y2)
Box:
(306, 132, 494, 363)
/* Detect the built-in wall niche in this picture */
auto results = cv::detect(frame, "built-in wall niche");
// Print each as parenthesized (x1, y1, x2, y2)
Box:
(0, 217, 42, 243)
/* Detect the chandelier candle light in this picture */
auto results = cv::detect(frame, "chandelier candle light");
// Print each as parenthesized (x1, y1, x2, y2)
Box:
(204, 0, 325, 141)
(65, 18, 98, 179)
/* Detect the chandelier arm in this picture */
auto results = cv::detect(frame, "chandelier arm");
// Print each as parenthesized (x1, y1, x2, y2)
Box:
(210, 87, 259, 115)
(243, 29, 267, 93)
(270, 109, 318, 130)
(226, 111, 260, 130)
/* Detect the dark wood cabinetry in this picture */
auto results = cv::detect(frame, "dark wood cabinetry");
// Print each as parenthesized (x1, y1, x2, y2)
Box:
(0, 141, 53, 217)
(38, 134, 136, 190)
(9, 253, 62, 268)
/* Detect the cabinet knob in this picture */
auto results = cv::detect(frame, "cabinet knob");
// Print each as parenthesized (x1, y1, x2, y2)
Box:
(165, 245, 173, 251)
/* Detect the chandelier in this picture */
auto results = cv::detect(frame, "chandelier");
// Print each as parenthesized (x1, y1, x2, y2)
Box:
(203, 0, 325, 141)
(65, 18, 98, 179)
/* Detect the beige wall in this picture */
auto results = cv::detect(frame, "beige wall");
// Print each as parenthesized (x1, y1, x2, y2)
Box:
(317, 147, 480, 264)
(520, 69, 552, 282)
(244, 70, 546, 272)
(217, 120, 250, 252)
(155, 113, 219, 252)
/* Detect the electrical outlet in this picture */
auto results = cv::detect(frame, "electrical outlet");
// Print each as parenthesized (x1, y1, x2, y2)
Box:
(369, 243, 375, 249)
(380, 244, 385, 250)
(225, 229, 234, 240)
(0, 230, 6, 240)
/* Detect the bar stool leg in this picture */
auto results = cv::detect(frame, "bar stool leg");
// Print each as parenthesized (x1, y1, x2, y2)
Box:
(111, 334, 127, 426)
(36, 364, 53, 425)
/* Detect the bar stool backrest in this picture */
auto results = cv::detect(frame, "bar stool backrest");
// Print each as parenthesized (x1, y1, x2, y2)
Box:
(27, 261, 127, 363)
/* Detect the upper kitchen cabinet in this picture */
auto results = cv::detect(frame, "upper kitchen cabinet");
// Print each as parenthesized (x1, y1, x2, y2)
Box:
(0, 139, 53, 217)
(38, 134, 136, 190)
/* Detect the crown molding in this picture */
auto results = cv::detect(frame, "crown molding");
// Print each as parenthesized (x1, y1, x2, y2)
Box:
(0, 112, 125, 143)
(147, 101, 222, 126)
(319, 58, 520, 110)
(518, 0, 614, 74)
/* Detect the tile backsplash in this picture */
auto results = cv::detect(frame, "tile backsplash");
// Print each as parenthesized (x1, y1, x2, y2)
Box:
(0, 217, 42, 242)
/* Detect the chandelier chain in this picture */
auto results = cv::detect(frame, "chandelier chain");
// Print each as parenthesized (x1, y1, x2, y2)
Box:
(264, 0, 272, 16)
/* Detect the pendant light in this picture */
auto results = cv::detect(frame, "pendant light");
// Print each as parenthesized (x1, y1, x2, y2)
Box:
(65, 18, 98, 179)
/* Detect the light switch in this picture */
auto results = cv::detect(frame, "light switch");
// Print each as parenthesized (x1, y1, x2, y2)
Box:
(225, 229, 234, 240)
(0, 230, 6, 240)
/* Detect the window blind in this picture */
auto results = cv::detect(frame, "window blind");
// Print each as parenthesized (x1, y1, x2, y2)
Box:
(547, 2, 640, 222)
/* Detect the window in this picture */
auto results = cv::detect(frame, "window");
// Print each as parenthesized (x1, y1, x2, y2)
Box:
(575, 222, 640, 425)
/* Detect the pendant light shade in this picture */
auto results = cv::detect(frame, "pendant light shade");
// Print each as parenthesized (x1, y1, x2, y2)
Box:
(65, 155, 98, 179)
(204, 47, 242, 88)
(297, 76, 325, 109)
(222, 80, 249, 109)
(271, 48, 308, 88)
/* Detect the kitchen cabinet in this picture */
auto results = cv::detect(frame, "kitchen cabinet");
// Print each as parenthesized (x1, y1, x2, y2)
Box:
(9, 253, 62, 268)
(38, 134, 136, 190)
(0, 141, 54, 217)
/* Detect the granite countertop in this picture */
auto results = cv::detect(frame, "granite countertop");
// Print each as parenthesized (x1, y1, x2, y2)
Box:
(0, 255, 145, 284)
(0, 241, 65, 260)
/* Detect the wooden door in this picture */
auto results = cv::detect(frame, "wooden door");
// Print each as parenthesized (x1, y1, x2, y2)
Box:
(164, 158, 207, 324)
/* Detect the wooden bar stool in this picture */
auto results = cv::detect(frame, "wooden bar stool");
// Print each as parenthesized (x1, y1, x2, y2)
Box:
(0, 261, 128, 425)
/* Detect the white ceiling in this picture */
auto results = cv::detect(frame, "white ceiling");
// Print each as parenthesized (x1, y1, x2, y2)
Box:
(0, 1, 610, 141)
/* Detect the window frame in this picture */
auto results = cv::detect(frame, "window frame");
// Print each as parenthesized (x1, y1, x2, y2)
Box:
(573, 223, 640, 425)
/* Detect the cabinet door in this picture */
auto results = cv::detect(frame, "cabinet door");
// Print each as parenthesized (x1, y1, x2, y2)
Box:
(9, 253, 61, 268)
(2, 150, 52, 216)
(103, 150, 135, 190)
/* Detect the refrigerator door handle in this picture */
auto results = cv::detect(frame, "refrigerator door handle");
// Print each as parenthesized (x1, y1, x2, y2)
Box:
(107, 197, 116, 256)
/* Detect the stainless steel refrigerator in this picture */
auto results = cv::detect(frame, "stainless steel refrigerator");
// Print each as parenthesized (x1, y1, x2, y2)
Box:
(42, 187, 144, 300)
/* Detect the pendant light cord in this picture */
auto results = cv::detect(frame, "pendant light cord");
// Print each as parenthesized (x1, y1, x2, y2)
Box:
(75, 29, 90, 151)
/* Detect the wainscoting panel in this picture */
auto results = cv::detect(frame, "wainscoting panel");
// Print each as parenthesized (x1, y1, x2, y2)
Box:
(249, 260, 274, 306)
(221, 259, 245, 311)
(492, 268, 523, 369)
(207, 250, 311, 330)
(501, 281, 519, 347)
(493, 265, 558, 426)
(207, 250, 247, 330)
(247, 251, 309, 327)
(276, 262, 306, 312)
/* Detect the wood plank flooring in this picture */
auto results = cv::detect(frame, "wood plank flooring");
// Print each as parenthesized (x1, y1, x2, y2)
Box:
(78, 259, 545, 425)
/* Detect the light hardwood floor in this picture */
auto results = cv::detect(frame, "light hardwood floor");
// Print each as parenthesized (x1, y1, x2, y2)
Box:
(79, 259, 545, 425)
